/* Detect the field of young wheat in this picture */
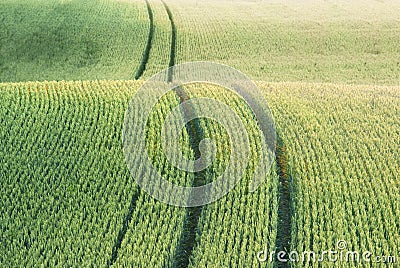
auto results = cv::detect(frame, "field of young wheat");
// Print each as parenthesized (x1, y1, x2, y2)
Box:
(0, 0, 399, 267)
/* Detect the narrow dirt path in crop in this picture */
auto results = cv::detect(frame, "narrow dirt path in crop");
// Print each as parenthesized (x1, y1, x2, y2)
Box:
(161, 0, 176, 82)
(172, 87, 206, 268)
(134, 0, 154, 79)
(161, 2, 205, 266)
(108, 1, 154, 266)
(275, 135, 292, 268)
(108, 192, 139, 266)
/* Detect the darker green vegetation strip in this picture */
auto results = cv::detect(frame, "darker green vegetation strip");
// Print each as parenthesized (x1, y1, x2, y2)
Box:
(162, 3, 203, 265)
(161, 0, 176, 82)
(275, 135, 292, 268)
(172, 87, 206, 268)
(134, 0, 154, 79)
(108, 0, 155, 261)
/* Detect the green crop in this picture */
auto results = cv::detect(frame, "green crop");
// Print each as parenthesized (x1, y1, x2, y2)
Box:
(0, 0, 149, 82)
(1, 0, 399, 267)
(262, 82, 400, 267)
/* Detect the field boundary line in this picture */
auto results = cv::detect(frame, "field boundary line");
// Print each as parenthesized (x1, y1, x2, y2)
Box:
(134, 0, 154, 79)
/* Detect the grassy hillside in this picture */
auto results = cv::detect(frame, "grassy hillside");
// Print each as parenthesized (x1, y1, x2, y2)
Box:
(0, 0, 149, 82)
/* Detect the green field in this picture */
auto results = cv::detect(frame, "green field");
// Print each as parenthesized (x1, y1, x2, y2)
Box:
(1, 0, 399, 267)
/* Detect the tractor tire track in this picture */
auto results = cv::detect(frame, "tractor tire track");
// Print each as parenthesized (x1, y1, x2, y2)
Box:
(161, 0, 176, 82)
(172, 87, 206, 268)
(134, 0, 154, 80)
(108, 191, 139, 267)
(161, 1, 204, 266)
(275, 135, 292, 268)
(108, 0, 154, 266)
